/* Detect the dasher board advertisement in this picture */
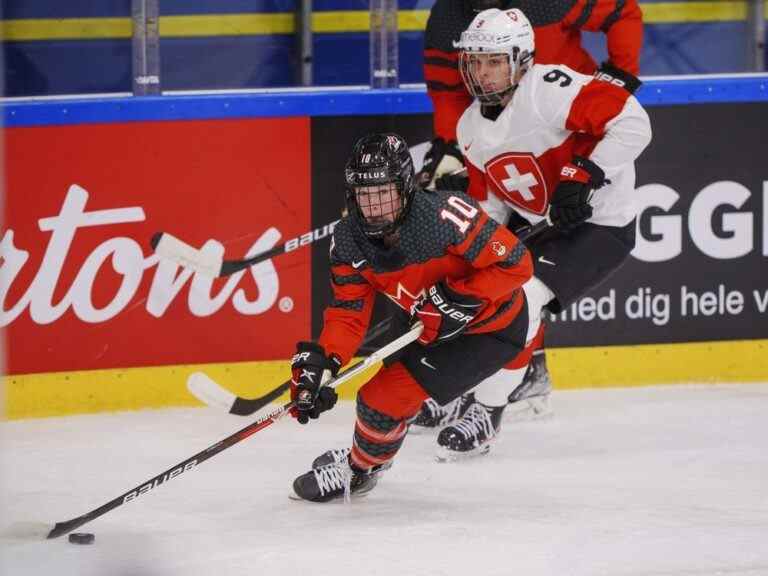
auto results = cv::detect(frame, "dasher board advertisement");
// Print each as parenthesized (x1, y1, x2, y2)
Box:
(4, 118, 312, 375)
(309, 103, 768, 347)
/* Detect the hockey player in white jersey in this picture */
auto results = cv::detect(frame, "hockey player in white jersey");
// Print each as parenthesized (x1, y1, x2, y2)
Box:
(420, 6, 652, 457)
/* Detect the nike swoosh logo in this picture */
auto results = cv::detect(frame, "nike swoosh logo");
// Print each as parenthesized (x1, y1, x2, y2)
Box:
(463, 142, 472, 152)
(538, 256, 556, 266)
(351, 259, 367, 269)
(420, 357, 437, 370)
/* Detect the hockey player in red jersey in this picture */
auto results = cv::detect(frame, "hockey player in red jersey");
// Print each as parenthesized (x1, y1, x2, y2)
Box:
(417, 7, 652, 454)
(289, 133, 536, 502)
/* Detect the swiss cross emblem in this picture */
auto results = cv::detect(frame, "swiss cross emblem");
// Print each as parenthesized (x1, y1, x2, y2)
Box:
(485, 152, 548, 215)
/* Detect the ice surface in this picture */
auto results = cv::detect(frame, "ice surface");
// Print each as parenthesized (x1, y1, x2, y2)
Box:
(2, 384, 767, 576)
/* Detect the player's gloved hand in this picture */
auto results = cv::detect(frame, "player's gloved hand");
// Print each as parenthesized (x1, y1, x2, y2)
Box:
(412, 283, 483, 346)
(549, 156, 607, 232)
(433, 171, 469, 193)
(290, 342, 342, 424)
(417, 137, 464, 189)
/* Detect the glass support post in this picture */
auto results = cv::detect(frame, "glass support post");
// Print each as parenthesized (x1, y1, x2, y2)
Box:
(296, 0, 313, 86)
(370, 0, 399, 88)
(747, 0, 766, 71)
(132, 0, 161, 95)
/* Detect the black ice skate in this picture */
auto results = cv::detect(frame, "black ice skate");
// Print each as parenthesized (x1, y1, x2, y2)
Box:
(409, 393, 476, 433)
(435, 401, 504, 462)
(312, 448, 352, 468)
(291, 459, 384, 503)
(312, 448, 393, 473)
(506, 350, 553, 422)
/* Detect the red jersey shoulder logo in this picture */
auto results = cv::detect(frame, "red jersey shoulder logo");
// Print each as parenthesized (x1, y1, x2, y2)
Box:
(485, 152, 548, 215)
(491, 241, 507, 257)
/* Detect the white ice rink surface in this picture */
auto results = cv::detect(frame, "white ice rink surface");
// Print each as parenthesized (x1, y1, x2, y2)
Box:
(2, 384, 768, 576)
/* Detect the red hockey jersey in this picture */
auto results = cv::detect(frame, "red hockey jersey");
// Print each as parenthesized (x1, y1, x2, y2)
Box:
(457, 64, 652, 228)
(318, 190, 533, 365)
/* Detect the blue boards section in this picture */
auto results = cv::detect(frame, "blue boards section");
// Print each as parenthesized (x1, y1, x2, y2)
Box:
(5, 24, 764, 95)
(4, 40, 132, 96)
(0, 0, 295, 18)
(4, 76, 768, 128)
(3, 37, 299, 96)
(3, 0, 767, 96)
(314, 32, 426, 86)
(1, 0, 131, 18)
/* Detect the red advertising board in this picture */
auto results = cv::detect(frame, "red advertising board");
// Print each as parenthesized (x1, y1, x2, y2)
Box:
(3, 117, 312, 374)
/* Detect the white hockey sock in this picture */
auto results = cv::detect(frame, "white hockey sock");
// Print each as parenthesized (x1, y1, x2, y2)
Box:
(467, 275, 555, 408)
(522, 276, 555, 342)
(471, 366, 527, 407)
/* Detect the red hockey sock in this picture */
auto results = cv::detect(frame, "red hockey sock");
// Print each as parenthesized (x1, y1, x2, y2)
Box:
(351, 363, 428, 470)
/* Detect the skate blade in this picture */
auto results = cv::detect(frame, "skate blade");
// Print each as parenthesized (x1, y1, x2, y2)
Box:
(435, 442, 492, 463)
(287, 491, 372, 503)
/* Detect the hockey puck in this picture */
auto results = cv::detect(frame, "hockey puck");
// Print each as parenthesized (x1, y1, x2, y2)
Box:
(68, 532, 95, 545)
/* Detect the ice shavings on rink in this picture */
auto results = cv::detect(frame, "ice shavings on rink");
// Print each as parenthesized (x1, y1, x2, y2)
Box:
(2, 383, 768, 576)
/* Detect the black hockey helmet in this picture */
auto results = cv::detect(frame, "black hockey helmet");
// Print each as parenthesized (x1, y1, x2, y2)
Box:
(345, 133, 416, 239)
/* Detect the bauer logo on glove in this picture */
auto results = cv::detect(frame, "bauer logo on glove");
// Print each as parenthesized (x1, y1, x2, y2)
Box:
(549, 156, 608, 232)
(413, 283, 483, 346)
(560, 165, 581, 180)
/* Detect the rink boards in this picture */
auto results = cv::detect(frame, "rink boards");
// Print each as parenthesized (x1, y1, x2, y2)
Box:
(3, 75, 767, 418)
(2, 0, 765, 96)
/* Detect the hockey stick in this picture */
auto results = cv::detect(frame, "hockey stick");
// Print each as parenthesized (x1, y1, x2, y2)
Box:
(189, 314, 397, 415)
(515, 217, 551, 242)
(13, 323, 423, 541)
(188, 217, 552, 416)
(151, 219, 339, 278)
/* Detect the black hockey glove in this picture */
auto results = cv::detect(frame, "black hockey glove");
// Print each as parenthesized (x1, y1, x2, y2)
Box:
(433, 171, 469, 194)
(594, 61, 642, 95)
(549, 156, 607, 232)
(417, 137, 464, 189)
(412, 283, 483, 346)
(289, 342, 342, 424)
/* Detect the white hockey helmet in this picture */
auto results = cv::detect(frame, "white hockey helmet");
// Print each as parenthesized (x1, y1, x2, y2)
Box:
(457, 8, 535, 104)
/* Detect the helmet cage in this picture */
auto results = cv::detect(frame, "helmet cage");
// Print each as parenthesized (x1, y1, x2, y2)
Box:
(457, 9, 535, 104)
(344, 134, 415, 238)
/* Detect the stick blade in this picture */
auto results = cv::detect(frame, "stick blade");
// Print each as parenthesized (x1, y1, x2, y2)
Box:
(187, 372, 236, 411)
(229, 382, 290, 416)
(152, 232, 222, 278)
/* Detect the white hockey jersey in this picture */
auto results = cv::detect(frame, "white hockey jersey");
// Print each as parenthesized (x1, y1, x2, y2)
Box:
(457, 63, 652, 228)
